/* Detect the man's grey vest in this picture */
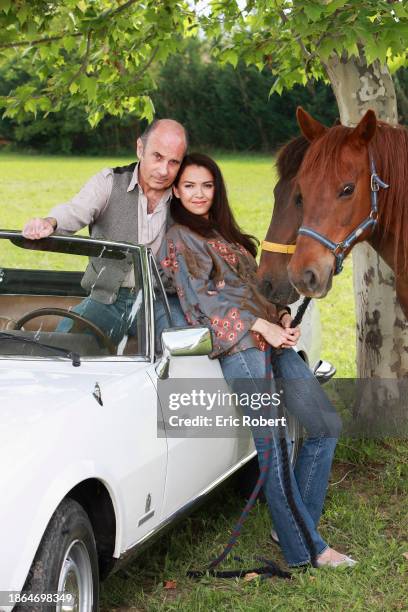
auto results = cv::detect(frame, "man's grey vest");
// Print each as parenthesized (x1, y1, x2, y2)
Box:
(81, 163, 141, 304)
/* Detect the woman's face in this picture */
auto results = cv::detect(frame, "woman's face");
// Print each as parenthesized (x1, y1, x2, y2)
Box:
(173, 165, 215, 218)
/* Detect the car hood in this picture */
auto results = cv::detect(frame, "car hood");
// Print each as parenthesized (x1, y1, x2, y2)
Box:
(0, 358, 106, 416)
(0, 358, 131, 479)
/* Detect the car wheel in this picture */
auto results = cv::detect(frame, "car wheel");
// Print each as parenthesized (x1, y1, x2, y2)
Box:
(16, 498, 99, 612)
(236, 412, 303, 500)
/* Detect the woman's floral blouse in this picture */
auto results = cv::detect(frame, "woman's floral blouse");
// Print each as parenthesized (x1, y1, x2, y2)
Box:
(158, 223, 282, 359)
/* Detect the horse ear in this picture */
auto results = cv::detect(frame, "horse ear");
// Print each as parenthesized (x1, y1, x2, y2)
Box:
(296, 107, 327, 142)
(350, 109, 377, 146)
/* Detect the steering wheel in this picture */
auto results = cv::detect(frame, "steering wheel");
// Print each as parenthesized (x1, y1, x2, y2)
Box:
(15, 307, 117, 355)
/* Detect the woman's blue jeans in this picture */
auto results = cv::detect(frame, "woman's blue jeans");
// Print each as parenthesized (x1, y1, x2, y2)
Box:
(219, 347, 342, 567)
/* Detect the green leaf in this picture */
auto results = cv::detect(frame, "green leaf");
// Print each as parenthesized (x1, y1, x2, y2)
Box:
(38, 97, 52, 112)
(63, 37, 77, 53)
(303, 3, 323, 22)
(17, 5, 29, 25)
(77, 0, 87, 14)
(85, 77, 97, 101)
(0, 0, 11, 13)
(393, 3, 408, 19)
(318, 37, 337, 62)
(269, 77, 283, 96)
(69, 81, 79, 94)
(99, 66, 113, 82)
(14, 84, 37, 98)
(88, 110, 103, 127)
(222, 48, 238, 68)
(79, 74, 97, 101)
(388, 54, 408, 73)
(325, 0, 348, 15)
(23, 98, 38, 114)
(376, 38, 389, 65)
(344, 39, 360, 59)
(2, 106, 19, 119)
(141, 96, 155, 122)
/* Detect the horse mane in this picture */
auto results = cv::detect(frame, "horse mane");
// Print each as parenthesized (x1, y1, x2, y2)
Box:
(299, 122, 408, 274)
(276, 135, 310, 180)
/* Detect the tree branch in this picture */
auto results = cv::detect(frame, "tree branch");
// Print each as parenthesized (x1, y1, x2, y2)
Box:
(0, 32, 82, 50)
(66, 30, 93, 90)
(279, 10, 312, 61)
(0, 0, 140, 51)
(132, 46, 159, 82)
(100, 0, 139, 19)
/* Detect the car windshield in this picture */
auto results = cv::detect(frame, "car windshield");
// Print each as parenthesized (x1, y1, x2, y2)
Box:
(0, 232, 147, 360)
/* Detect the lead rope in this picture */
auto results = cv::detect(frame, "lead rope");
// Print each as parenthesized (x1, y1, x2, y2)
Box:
(187, 296, 317, 580)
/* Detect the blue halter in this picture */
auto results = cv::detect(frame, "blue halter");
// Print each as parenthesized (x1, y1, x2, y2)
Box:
(297, 155, 389, 275)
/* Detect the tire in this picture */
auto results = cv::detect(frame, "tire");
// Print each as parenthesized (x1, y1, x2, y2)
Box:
(236, 412, 303, 500)
(235, 456, 266, 501)
(16, 498, 99, 612)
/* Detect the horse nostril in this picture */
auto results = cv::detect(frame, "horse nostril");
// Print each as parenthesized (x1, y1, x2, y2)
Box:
(303, 268, 319, 292)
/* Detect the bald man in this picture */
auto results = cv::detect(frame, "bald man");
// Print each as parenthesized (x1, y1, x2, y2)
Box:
(22, 119, 188, 346)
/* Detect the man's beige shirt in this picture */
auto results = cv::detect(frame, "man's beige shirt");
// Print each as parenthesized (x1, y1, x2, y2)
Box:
(49, 163, 172, 287)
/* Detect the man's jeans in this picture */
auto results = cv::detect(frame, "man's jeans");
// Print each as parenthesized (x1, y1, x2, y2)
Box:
(154, 294, 188, 339)
(56, 288, 140, 345)
(219, 347, 342, 567)
(57, 290, 186, 346)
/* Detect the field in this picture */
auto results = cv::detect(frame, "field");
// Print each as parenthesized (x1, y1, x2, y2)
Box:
(1, 153, 407, 611)
(0, 152, 355, 376)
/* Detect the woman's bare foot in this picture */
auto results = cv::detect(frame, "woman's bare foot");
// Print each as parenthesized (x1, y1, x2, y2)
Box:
(317, 547, 357, 568)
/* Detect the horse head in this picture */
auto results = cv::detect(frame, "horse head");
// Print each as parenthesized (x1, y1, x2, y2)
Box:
(258, 135, 309, 305)
(288, 107, 378, 298)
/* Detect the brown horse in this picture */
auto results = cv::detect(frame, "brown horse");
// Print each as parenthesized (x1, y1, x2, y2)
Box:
(287, 107, 408, 319)
(258, 135, 309, 305)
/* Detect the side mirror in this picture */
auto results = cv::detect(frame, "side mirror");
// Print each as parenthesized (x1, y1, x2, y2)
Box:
(313, 359, 336, 385)
(156, 326, 212, 379)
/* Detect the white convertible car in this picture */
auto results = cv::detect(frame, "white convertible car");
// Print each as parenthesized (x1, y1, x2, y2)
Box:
(0, 231, 333, 612)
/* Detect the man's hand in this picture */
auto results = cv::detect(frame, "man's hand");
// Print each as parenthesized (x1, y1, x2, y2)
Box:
(22, 217, 57, 240)
(251, 318, 298, 349)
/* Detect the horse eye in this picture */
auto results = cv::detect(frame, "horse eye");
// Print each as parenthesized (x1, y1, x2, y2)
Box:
(295, 193, 303, 208)
(340, 183, 355, 197)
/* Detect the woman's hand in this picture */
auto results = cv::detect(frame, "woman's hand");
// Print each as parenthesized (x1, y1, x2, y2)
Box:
(279, 312, 301, 346)
(251, 318, 299, 348)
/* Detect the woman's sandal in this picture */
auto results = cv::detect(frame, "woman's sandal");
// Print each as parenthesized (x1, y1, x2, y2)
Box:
(316, 552, 357, 568)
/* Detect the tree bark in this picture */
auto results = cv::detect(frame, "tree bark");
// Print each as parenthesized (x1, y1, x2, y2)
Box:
(324, 51, 408, 385)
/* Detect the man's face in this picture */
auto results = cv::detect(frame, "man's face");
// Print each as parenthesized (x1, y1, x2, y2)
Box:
(137, 127, 186, 192)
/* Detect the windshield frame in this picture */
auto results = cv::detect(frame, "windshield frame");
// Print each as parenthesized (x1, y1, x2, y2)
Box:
(0, 231, 152, 363)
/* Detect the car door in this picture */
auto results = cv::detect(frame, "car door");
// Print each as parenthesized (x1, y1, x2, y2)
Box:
(148, 256, 254, 520)
(101, 248, 169, 549)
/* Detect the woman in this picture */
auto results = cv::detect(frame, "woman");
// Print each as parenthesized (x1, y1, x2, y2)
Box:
(158, 153, 355, 569)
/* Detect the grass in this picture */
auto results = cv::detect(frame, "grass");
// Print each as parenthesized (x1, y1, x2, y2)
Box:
(0, 151, 355, 376)
(98, 439, 408, 612)
(2, 153, 405, 611)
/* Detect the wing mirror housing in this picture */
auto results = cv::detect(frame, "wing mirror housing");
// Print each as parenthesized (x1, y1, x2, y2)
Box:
(156, 326, 213, 379)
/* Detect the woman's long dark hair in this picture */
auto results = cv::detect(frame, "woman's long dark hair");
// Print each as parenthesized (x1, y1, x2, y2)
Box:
(170, 153, 259, 258)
